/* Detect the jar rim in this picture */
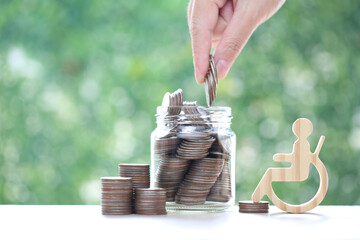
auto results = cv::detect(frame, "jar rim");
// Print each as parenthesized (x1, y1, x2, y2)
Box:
(156, 106, 232, 117)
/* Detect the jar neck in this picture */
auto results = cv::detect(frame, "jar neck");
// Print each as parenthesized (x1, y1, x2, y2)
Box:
(155, 106, 232, 128)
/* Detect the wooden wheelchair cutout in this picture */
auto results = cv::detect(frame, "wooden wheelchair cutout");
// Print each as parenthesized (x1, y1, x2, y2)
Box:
(252, 118, 328, 213)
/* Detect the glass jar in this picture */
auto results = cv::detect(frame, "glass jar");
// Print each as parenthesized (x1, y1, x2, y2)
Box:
(151, 105, 236, 212)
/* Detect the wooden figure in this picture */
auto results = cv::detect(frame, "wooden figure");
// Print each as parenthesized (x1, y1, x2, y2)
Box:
(252, 118, 328, 213)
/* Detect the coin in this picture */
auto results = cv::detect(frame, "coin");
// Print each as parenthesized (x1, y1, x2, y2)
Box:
(238, 201, 269, 213)
(204, 55, 218, 107)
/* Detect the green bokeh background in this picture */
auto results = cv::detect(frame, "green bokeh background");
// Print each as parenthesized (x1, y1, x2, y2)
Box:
(0, 0, 359, 205)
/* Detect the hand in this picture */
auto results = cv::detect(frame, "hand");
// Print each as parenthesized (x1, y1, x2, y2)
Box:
(188, 0, 286, 83)
(273, 153, 293, 162)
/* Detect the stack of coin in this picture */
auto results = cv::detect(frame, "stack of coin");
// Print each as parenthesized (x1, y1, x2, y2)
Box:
(183, 101, 204, 123)
(155, 156, 190, 201)
(101, 177, 133, 215)
(176, 136, 215, 160)
(204, 55, 218, 107)
(119, 164, 150, 211)
(162, 89, 183, 115)
(154, 136, 181, 156)
(238, 201, 269, 213)
(175, 158, 224, 205)
(135, 188, 167, 215)
(207, 160, 231, 202)
(217, 133, 232, 155)
(118, 164, 150, 189)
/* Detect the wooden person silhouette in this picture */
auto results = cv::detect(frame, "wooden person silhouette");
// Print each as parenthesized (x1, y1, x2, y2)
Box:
(252, 118, 328, 213)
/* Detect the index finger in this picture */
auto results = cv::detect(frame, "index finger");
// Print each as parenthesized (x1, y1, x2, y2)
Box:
(189, 0, 222, 84)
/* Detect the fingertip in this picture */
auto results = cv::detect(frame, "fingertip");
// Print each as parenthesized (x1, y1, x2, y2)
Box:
(195, 75, 204, 84)
(194, 67, 204, 84)
(193, 57, 208, 84)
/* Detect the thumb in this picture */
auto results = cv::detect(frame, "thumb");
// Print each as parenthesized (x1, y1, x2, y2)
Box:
(214, 12, 258, 79)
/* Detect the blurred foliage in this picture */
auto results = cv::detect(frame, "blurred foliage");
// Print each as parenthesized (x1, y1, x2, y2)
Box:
(0, 0, 359, 205)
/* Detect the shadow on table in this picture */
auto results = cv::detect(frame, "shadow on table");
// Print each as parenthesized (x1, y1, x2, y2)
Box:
(269, 211, 330, 223)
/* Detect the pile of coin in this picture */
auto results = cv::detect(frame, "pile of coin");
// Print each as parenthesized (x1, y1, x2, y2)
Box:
(175, 157, 225, 205)
(101, 177, 133, 215)
(238, 201, 269, 213)
(135, 188, 167, 215)
(204, 55, 218, 107)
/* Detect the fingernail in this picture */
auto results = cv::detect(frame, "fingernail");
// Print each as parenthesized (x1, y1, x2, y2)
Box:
(196, 74, 204, 84)
(216, 59, 230, 79)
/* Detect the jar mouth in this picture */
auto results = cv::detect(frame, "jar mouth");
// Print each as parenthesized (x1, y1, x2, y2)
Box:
(155, 106, 232, 125)
(156, 106, 231, 117)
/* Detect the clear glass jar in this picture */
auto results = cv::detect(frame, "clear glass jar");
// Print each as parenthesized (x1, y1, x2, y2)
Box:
(151, 106, 236, 212)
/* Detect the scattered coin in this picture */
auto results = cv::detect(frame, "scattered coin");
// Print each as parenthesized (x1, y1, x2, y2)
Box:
(238, 201, 269, 213)
(135, 188, 167, 215)
(204, 55, 218, 107)
(101, 177, 133, 215)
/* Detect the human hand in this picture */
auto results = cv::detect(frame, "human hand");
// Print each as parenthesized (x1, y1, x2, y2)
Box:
(188, 0, 286, 83)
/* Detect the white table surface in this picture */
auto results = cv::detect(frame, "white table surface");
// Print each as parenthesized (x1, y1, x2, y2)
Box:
(0, 205, 359, 240)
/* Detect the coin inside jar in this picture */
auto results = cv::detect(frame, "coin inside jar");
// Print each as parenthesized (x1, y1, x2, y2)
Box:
(153, 89, 234, 207)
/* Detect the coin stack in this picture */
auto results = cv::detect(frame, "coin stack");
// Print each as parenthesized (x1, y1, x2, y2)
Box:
(207, 159, 231, 202)
(176, 136, 215, 160)
(101, 177, 133, 215)
(238, 201, 269, 213)
(155, 156, 191, 201)
(204, 55, 218, 107)
(135, 188, 167, 215)
(175, 157, 224, 205)
(154, 137, 181, 156)
(206, 136, 232, 202)
(183, 101, 207, 124)
(119, 164, 150, 211)
(118, 164, 150, 189)
(162, 88, 183, 115)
